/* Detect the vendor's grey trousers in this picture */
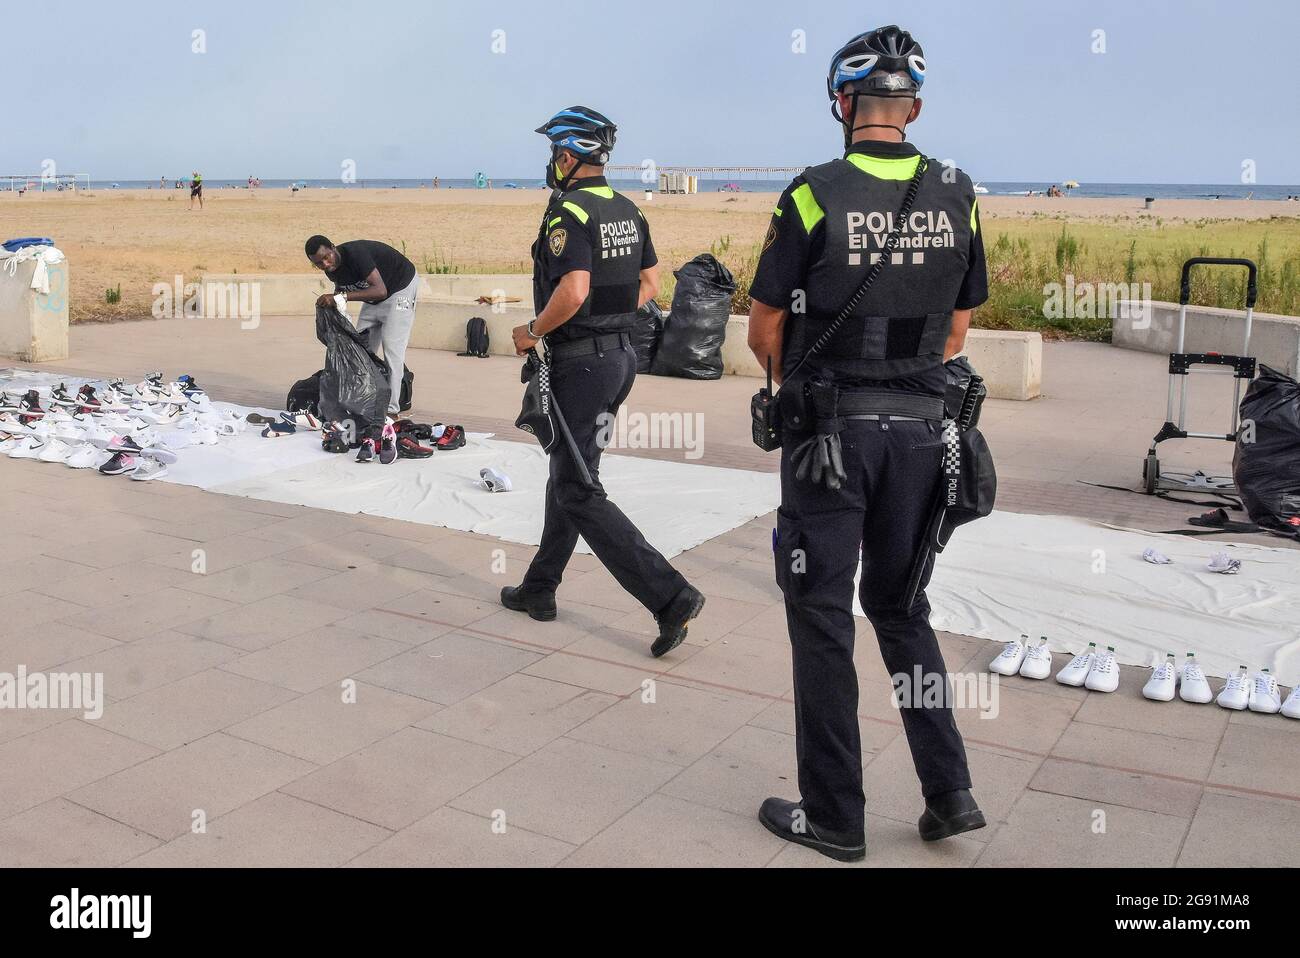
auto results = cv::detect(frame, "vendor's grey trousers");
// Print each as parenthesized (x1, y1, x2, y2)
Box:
(356, 274, 419, 414)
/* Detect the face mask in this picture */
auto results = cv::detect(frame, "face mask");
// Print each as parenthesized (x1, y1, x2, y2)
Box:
(546, 150, 573, 191)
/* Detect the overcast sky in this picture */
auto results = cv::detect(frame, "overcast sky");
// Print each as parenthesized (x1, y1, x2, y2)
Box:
(3, 0, 1296, 184)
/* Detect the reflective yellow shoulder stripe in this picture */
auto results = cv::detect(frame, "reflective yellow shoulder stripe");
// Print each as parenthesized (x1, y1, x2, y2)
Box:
(970, 198, 979, 236)
(548, 216, 562, 227)
(561, 201, 589, 224)
(844, 152, 922, 181)
(773, 206, 783, 217)
(579, 186, 615, 199)
(790, 183, 823, 233)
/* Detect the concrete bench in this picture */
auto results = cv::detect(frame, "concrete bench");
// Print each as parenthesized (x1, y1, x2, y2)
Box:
(202, 272, 1043, 400)
(1111, 300, 1300, 378)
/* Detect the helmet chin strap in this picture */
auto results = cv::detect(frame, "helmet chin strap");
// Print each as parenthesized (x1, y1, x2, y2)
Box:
(835, 92, 913, 148)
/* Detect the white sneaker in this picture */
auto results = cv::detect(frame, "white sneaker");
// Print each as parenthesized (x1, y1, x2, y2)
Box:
(1057, 643, 1097, 687)
(1018, 638, 1054, 680)
(65, 443, 105, 469)
(1217, 667, 1250, 711)
(1179, 655, 1214, 704)
(1085, 646, 1120, 693)
(1143, 653, 1178, 702)
(1281, 686, 1300, 720)
(990, 636, 1028, 676)
(129, 457, 169, 481)
(1248, 670, 1282, 714)
(144, 403, 185, 425)
(37, 438, 73, 463)
(8, 437, 44, 460)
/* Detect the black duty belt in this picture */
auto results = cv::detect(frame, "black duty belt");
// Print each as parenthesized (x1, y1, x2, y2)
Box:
(837, 389, 945, 422)
(547, 331, 632, 361)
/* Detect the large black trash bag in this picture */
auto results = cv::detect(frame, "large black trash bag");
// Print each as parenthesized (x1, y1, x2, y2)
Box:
(315, 304, 392, 436)
(631, 299, 664, 373)
(651, 253, 736, 380)
(1233, 365, 1300, 535)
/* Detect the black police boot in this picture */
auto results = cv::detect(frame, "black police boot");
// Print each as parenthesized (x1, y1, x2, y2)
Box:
(500, 586, 557, 622)
(918, 788, 986, 841)
(651, 585, 705, 658)
(758, 798, 865, 862)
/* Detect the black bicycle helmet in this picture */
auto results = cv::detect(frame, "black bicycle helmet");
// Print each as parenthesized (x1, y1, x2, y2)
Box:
(827, 25, 925, 100)
(535, 106, 617, 166)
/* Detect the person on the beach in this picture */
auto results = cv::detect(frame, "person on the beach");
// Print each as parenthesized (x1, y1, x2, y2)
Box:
(503, 106, 705, 657)
(189, 171, 203, 210)
(306, 236, 418, 418)
(746, 24, 989, 862)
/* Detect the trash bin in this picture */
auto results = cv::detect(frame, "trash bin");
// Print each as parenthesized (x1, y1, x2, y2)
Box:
(1144, 197, 1155, 209)
(0, 244, 69, 362)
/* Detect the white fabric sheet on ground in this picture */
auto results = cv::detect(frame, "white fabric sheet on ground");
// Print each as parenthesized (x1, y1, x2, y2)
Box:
(884, 510, 1300, 684)
(201, 433, 780, 560)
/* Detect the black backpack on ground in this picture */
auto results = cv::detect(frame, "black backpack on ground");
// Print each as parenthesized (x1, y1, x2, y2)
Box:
(458, 317, 490, 358)
(399, 365, 414, 411)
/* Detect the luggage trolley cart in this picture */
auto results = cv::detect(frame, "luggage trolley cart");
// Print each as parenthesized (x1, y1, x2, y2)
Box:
(1142, 257, 1258, 496)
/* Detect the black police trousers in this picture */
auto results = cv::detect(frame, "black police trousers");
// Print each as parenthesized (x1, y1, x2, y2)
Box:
(775, 417, 972, 833)
(521, 338, 688, 614)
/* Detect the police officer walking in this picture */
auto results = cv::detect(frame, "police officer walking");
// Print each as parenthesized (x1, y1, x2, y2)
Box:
(506, 106, 705, 657)
(747, 26, 989, 861)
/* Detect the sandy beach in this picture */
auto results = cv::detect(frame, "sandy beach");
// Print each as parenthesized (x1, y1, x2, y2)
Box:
(2, 187, 1297, 322)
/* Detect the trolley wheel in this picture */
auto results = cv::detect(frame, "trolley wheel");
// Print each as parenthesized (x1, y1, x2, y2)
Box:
(1142, 454, 1160, 494)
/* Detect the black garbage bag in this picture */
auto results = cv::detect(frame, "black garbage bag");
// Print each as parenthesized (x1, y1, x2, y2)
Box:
(315, 304, 392, 437)
(651, 253, 736, 380)
(631, 300, 665, 373)
(1233, 365, 1300, 535)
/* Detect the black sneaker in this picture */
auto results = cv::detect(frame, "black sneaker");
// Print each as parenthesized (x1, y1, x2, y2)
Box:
(108, 435, 144, 455)
(918, 788, 986, 842)
(651, 585, 705, 658)
(355, 438, 376, 463)
(0, 392, 16, 412)
(758, 798, 865, 862)
(18, 390, 44, 423)
(98, 452, 139, 476)
(500, 585, 557, 622)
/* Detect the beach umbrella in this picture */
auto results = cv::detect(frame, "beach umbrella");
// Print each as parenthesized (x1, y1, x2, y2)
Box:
(1063, 180, 1080, 191)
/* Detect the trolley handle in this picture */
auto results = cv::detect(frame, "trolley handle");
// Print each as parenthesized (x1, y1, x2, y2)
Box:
(1179, 257, 1258, 309)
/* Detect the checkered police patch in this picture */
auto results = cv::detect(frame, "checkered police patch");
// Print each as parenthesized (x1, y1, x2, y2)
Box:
(549, 229, 567, 256)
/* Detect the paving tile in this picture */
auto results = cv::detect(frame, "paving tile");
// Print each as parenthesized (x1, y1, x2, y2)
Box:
(748, 698, 901, 757)
(1177, 790, 1300, 867)
(283, 727, 517, 830)
(521, 649, 656, 697)
(356, 632, 541, 705)
(43, 530, 201, 569)
(567, 680, 766, 766)
(226, 682, 439, 765)
(975, 791, 1189, 867)
(469, 601, 633, 652)
(1072, 683, 1230, 743)
(174, 593, 353, 651)
(0, 721, 158, 820)
(95, 669, 299, 750)
(374, 589, 503, 630)
(0, 798, 160, 866)
(58, 588, 239, 641)
(449, 736, 680, 845)
(1029, 757, 1205, 818)
(0, 622, 120, 673)
(562, 794, 779, 868)
(659, 724, 799, 818)
(666, 632, 792, 698)
(417, 673, 618, 756)
(1050, 721, 1218, 781)
(150, 533, 300, 574)
(219, 625, 406, 694)
(61, 631, 244, 702)
(957, 683, 1080, 757)
(174, 555, 336, 603)
(67, 732, 316, 841)
(348, 806, 575, 867)
(1208, 723, 1300, 797)
(767, 813, 984, 868)
(33, 561, 199, 608)
(0, 590, 89, 633)
(127, 792, 389, 867)
(0, 554, 96, 599)
(279, 531, 417, 570)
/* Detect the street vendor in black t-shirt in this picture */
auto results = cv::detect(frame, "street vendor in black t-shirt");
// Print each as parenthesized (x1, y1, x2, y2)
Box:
(306, 236, 419, 415)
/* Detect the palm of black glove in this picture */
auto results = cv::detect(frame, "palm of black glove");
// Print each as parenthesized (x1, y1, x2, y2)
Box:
(791, 432, 847, 490)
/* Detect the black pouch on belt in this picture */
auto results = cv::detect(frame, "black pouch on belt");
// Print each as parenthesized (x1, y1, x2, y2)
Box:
(790, 378, 848, 490)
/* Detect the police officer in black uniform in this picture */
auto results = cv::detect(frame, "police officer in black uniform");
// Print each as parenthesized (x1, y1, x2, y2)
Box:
(504, 106, 705, 657)
(748, 27, 989, 861)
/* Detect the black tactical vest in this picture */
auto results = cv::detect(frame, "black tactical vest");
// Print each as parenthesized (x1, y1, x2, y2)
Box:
(784, 156, 975, 382)
(532, 184, 646, 341)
